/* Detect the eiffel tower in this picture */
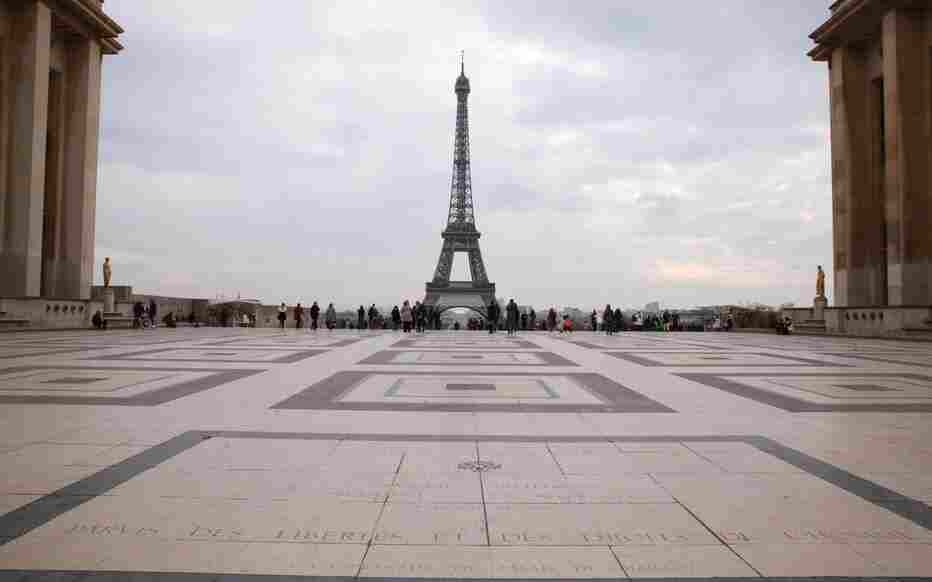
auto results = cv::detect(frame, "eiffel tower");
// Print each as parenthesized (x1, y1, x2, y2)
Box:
(423, 56, 496, 318)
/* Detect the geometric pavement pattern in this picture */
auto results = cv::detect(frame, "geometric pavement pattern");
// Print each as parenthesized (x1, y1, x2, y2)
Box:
(0, 326, 930, 579)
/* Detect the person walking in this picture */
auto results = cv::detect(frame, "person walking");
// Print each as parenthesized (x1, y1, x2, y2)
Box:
(133, 301, 144, 329)
(391, 305, 401, 331)
(487, 299, 500, 334)
(149, 298, 158, 328)
(529, 308, 537, 331)
(590, 309, 598, 332)
(415, 301, 425, 333)
(505, 299, 518, 335)
(356, 305, 365, 330)
(547, 308, 557, 333)
(367, 304, 378, 330)
(309, 301, 320, 330)
(324, 303, 336, 330)
(278, 302, 287, 329)
(603, 304, 614, 335)
(614, 307, 624, 333)
(294, 302, 304, 329)
(401, 301, 413, 333)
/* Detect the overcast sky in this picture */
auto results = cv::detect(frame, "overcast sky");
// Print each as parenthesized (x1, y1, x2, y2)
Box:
(95, 1, 833, 310)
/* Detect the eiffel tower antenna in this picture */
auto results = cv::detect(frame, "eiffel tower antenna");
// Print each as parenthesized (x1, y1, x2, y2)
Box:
(423, 56, 496, 319)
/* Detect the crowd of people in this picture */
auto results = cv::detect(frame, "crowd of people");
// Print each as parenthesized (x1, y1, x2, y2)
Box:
(108, 296, 768, 334)
(279, 301, 339, 331)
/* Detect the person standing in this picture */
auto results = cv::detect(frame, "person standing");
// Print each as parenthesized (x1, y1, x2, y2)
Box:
(505, 299, 518, 335)
(309, 301, 320, 330)
(614, 307, 624, 333)
(278, 302, 287, 329)
(356, 305, 365, 330)
(391, 305, 401, 331)
(324, 303, 336, 330)
(149, 298, 158, 328)
(294, 302, 304, 329)
(487, 299, 500, 334)
(367, 304, 378, 330)
(529, 308, 537, 331)
(415, 301, 425, 333)
(547, 308, 557, 333)
(603, 305, 614, 335)
(133, 301, 144, 329)
(590, 309, 598, 332)
(562, 313, 574, 333)
(401, 301, 413, 333)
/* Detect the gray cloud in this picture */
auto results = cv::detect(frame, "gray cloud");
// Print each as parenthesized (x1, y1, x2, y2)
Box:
(95, 1, 835, 310)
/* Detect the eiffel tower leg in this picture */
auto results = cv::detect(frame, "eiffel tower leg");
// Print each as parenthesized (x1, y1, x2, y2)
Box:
(432, 239, 455, 283)
(468, 247, 489, 284)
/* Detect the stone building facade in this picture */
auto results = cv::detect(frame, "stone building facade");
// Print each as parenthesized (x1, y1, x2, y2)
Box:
(809, 0, 931, 308)
(0, 0, 122, 300)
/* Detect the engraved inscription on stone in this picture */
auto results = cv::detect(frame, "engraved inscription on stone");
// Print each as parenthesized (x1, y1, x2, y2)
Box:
(458, 460, 501, 472)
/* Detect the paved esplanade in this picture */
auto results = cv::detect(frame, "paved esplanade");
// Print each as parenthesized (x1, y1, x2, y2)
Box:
(0, 329, 930, 579)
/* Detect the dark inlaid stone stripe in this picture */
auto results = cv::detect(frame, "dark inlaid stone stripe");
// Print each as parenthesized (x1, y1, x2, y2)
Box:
(835, 383, 898, 392)
(446, 383, 496, 391)
(270, 370, 674, 413)
(0, 366, 262, 406)
(41, 377, 108, 385)
(88, 347, 328, 364)
(607, 351, 849, 367)
(677, 372, 932, 412)
(359, 350, 578, 366)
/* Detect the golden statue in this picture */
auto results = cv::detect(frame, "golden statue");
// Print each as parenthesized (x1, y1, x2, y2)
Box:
(103, 257, 112, 288)
(816, 265, 825, 298)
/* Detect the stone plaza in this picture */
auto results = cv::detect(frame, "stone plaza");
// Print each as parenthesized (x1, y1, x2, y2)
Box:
(0, 327, 930, 579)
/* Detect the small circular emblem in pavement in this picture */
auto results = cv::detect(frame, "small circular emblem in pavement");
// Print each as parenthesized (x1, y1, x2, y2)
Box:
(458, 460, 501, 472)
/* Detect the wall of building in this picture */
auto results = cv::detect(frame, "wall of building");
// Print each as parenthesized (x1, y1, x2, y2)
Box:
(0, 0, 115, 301)
(827, 4, 932, 308)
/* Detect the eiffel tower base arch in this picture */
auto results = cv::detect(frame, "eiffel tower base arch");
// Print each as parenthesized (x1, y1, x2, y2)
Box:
(424, 281, 495, 319)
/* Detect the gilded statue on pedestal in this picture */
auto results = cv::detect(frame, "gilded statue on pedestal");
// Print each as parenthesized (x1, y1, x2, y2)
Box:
(816, 265, 825, 298)
(103, 257, 112, 288)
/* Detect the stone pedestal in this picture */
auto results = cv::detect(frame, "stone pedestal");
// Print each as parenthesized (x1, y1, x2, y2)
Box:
(814, 296, 828, 320)
(103, 288, 115, 315)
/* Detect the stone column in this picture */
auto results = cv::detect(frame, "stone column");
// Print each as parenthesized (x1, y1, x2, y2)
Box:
(0, 2, 9, 244)
(829, 45, 886, 307)
(59, 37, 102, 300)
(41, 67, 66, 297)
(882, 8, 931, 306)
(0, 1, 51, 297)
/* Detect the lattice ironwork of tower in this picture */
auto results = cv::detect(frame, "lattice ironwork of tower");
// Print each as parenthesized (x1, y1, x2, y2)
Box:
(423, 57, 496, 318)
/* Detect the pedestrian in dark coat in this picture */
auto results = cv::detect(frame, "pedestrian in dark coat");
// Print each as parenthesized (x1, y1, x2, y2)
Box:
(603, 305, 614, 335)
(357, 305, 365, 330)
(487, 300, 500, 334)
(505, 299, 518, 335)
(309, 301, 320, 330)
